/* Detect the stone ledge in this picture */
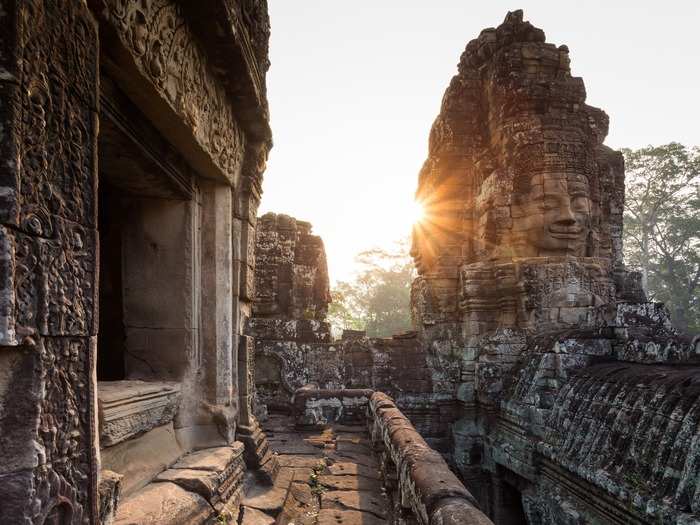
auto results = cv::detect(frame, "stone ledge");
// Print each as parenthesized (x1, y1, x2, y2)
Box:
(98, 380, 182, 447)
(368, 392, 494, 525)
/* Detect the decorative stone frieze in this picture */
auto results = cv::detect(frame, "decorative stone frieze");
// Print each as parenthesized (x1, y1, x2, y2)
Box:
(98, 0, 248, 186)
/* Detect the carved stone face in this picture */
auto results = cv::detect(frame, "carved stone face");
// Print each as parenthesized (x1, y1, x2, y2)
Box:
(513, 173, 592, 257)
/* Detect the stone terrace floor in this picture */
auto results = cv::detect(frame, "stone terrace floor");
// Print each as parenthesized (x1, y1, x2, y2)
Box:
(241, 414, 391, 525)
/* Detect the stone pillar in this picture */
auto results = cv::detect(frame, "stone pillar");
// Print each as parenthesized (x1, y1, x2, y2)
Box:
(234, 146, 278, 481)
(199, 181, 236, 442)
(0, 1, 100, 522)
(233, 183, 260, 431)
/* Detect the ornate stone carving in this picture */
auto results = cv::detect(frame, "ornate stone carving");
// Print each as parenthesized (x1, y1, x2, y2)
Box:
(408, 10, 698, 524)
(101, 0, 246, 185)
(0, 1, 99, 523)
(412, 9, 624, 275)
(459, 257, 615, 337)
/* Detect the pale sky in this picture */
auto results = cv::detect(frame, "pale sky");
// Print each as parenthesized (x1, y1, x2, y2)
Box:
(260, 1, 700, 284)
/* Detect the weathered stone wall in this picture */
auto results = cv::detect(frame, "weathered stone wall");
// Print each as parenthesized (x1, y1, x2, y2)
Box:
(1, 0, 273, 522)
(538, 363, 700, 521)
(251, 322, 462, 449)
(0, 2, 100, 521)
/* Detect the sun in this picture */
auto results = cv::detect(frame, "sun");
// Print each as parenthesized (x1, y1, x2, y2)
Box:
(409, 199, 426, 225)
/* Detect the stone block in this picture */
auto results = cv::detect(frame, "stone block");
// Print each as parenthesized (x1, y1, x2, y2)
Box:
(241, 506, 275, 525)
(172, 443, 244, 471)
(101, 423, 184, 497)
(113, 481, 211, 525)
(98, 381, 181, 447)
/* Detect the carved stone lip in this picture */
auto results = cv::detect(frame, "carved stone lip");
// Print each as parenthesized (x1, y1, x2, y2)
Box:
(548, 228, 584, 238)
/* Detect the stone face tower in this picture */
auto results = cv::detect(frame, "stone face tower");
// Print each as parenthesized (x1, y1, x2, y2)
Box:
(411, 9, 634, 334)
(410, 11, 700, 524)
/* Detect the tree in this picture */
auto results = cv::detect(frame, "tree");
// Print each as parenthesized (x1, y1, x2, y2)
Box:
(327, 239, 416, 338)
(622, 143, 700, 334)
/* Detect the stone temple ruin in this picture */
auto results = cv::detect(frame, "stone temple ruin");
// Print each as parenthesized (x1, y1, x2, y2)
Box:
(249, 10, 700, 525)
(0, 4, 698, 525)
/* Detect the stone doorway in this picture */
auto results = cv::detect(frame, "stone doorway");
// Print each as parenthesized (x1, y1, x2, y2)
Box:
(95, 77, 198, 497)
(97, 181, 126, 382)
(492, 467, 528, 525)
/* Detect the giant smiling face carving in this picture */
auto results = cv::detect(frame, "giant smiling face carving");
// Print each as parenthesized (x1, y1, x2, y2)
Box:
(514, 172, 592, 257)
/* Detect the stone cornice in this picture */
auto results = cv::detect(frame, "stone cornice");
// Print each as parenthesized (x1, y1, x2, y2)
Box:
(91, 0, 271, 189)
(179, 0, 272, 144)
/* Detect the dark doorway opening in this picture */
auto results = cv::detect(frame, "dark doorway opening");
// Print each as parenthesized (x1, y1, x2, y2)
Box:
(97, 182, 126, 381)
(493, 466, 528, 525)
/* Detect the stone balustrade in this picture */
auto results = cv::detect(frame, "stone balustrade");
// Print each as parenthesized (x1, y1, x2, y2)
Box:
(292, 388, 493, 524)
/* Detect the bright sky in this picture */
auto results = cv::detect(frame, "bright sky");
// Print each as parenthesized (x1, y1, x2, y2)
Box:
(260, 1, 700, 284)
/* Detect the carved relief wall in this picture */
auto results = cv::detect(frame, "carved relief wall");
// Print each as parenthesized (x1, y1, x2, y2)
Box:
(1, 0, 273, 522)
(0, 1, 100, 522)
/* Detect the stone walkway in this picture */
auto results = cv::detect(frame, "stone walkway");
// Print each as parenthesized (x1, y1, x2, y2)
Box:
(241, 415, 390, 525)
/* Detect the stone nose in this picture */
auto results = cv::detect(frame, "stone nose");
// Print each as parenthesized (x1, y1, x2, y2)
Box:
(556, 202, 577, 226)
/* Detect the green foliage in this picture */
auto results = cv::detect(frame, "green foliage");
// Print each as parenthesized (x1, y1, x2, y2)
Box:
(621, 143, 700, 334)
(328, 239, 415, 338)
(309, 459, 328, 495)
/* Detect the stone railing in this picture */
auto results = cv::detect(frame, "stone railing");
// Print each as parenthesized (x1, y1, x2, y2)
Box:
(292, 388, 493, 524)
(368, 392, 494, 525)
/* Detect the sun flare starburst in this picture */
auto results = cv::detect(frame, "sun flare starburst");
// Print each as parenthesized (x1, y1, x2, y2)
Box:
(409, 199, 426, 225)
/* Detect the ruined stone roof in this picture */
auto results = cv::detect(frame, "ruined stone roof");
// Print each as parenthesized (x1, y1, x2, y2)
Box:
(541, 362, 700, 516)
